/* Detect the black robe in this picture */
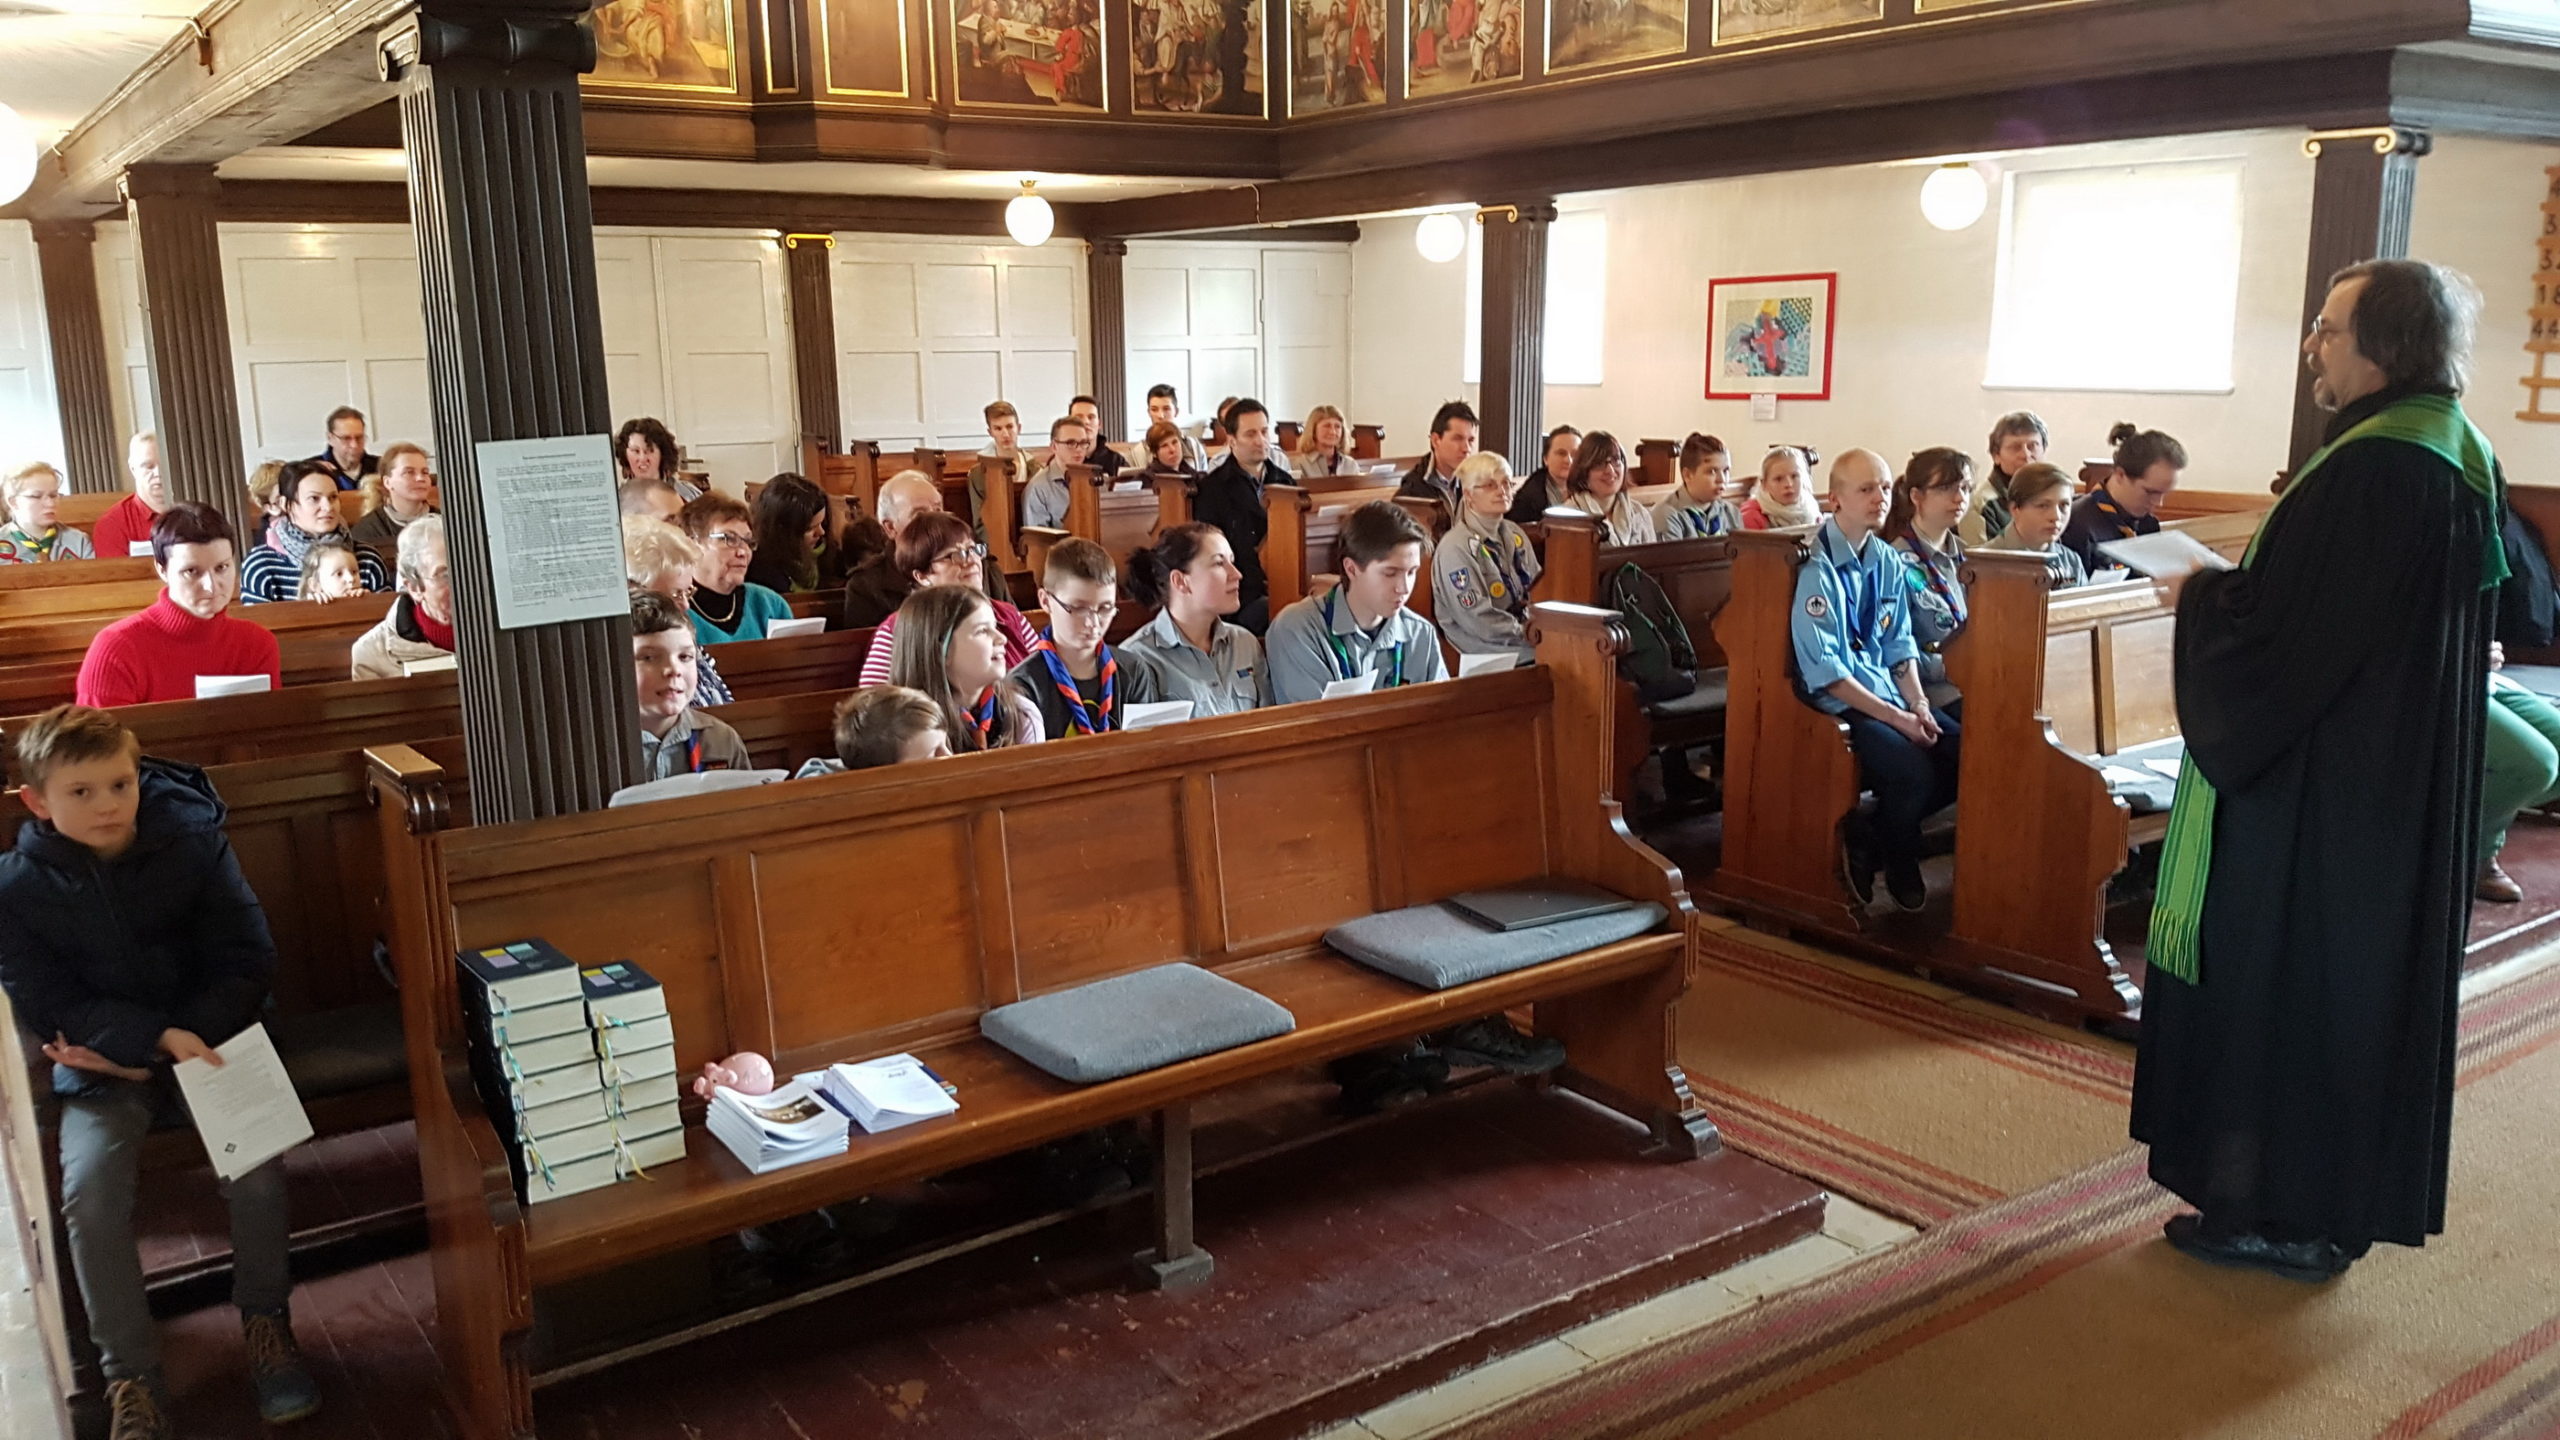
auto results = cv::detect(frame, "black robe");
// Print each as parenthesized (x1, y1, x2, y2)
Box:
(2130, 386, 2490, 1250)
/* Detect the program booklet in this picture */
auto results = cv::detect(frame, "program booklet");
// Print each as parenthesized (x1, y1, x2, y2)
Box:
(821, 1054, 960, 1134)
(705, 1077, 849, 1174)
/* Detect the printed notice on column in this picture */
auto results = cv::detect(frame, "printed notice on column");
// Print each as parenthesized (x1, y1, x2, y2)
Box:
(475, 435, 629, 631)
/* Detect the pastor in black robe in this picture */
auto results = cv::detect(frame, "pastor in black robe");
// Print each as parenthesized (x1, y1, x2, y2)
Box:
(2130, 385, 2491, 1251)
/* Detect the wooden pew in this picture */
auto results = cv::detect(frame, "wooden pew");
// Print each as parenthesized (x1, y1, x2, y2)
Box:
(0, 594, 397, 714)
(0, 558, 163, 624)
(1275, 420, 1301, 452)
(710, 628, 872, 701)
(1, 673, 461, 772)
(57, 492, 120, 535)
(371, 603, 1718, 1440)
(1261, 482, 1403, 613)
(1351, 423, 1386, 459)
(1635, 438, 1677, 489)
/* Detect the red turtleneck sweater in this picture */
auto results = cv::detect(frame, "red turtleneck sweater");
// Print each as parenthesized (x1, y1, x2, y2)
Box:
(75, 595, 282, 708)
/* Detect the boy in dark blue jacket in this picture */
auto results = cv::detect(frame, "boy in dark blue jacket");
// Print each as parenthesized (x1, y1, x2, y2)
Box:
(0, 706, 317, 1438)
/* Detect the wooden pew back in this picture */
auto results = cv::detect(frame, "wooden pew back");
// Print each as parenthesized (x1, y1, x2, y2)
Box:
(0, 559, 164, 624)
(0, 594, 398, 715)
(57, 493, 120, 534)
(1261, 483, 1403, 612)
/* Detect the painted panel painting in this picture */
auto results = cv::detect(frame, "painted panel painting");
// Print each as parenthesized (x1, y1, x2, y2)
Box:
(1704, 273, 1835, 400)
(1134, 0, 1265, 115)
(1711, 0, 1880, 46)
(824, 0, 911, 95)
(1289, 0, 1387, 113)
(955, 0, 1106, 109)
(1548, 0, 1684, 73)
(1408, 0, 1523, 98)
(590, 0, 740, 91)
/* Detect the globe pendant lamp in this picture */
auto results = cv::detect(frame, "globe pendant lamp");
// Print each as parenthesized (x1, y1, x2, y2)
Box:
(1006, 180, 1055, 248)
(0, 103, 38, 208)
(1920, 163, 1988, 232)
(1414, 211, 1466, 264)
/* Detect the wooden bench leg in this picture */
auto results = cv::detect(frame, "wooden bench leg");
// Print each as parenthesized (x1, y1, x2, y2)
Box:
(1133, 1103, 1214, 1292)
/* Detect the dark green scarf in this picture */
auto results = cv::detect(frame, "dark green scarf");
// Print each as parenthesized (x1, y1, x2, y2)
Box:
(2146, 392, 2504, 984)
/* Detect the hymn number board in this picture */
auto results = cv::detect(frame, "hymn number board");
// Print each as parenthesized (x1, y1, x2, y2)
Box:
(2523, 165, 2560, 425)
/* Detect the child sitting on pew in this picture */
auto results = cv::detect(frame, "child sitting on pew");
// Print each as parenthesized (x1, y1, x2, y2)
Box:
(1266, 501, 1450, 704)
(1120, 522, 1270, 716)
(294, 534, 368, 603)
(887, 582, 1045, 750)
(792, 685, 952, 778)
(1653, 433, 1744, 540)
(631, 589, 753, 779)
(1978, 462, 2090, 590)
(1432, 451, 1541, 665)
(1883, 447, 1975, 688)
(1009, 537, 1162, 736)
(0, 461, 96, 563)
(0, 705, 319, 1437)
(1794, 449, 1962, 913)
(1742, 445, 1822, 529)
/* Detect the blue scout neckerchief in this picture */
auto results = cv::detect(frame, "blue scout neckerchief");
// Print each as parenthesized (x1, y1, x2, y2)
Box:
(1320, 587, 1407, 688)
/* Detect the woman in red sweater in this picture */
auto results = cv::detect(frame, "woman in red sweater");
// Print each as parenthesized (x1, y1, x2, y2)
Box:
(76, 503, 282, 708)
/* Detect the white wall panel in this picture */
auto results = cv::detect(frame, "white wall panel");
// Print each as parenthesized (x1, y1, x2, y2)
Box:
(833, 235, 1090, 451)
(636, 233, 797, 488)
(1120, 241, 1354, 439)
(217, 226, 430, 466)
(0, 222, 66, 473)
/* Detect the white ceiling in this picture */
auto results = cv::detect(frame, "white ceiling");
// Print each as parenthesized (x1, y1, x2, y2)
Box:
(217, 148, 1227, 202)
(0, 0, 196, 144)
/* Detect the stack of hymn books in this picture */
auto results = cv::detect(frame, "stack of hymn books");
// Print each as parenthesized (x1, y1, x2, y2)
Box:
(820, 1054, 959, 1134)
(456, 940, 682, 1205)
(705, 1076, 848, 1174)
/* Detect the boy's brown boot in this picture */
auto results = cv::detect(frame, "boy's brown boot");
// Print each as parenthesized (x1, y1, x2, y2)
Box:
(105, 1372, 172, 1440)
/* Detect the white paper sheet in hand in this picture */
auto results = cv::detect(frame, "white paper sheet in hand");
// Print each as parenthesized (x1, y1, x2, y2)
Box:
(1321, 672, 1379, 699)
(2143, 758, 2184, 778)
(2100, 766, 2151, 788)
(129, 541, 156, 557)
(764, 615, 827, 639)
(194, 674, 273, 698)
(2096, 530, 2235, 579)
(1121, 700, 1193, 730)
(173, 1023, 314, 1183)
(1456, 652, 1519, 678)
(401, 654, 458, 675)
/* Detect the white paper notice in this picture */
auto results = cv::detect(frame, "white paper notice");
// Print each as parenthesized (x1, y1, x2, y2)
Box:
(2096, 531, 2235, 580)
(1121, 700, 1193, 730)
(1321, 673, 1379, 700)
(401, 654, 458, 676)
(764, 615, 828, 640)
(173, 1024, 313, 1183)
(128, 541, 156, 557)
(194, 674, 273, 699)
(1750, 393, 1779, 422)
(1456, 651, 1519, 678)
(475, 435, 629, 631)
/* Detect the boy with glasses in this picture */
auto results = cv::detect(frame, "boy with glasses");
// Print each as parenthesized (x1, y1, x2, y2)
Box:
(1008, 537, 1162, 736)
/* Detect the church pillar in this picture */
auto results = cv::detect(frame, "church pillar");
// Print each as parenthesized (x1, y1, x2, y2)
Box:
(1477, 200, 1556, 472)
(384, 0, 641, 821)
(782, 233, 842, 454)
(31, 220, 122, 494)
(2289, 126, 2429, 468)
(121, 164, 247, 530)
(1088, 238, 1130, 439)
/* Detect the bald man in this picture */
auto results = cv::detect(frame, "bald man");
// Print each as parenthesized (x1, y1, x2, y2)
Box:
(1790, 448, 1961, 912)
(841, 470, 949, 628)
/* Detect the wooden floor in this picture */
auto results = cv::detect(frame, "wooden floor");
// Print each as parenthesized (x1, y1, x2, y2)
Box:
(117, 1077, 1819, 1440)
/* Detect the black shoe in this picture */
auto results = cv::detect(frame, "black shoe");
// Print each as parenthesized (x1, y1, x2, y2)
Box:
(242, 1307, 321, 1423)
(1884, 860, 1928, 913)
(1839, 842, 1876, 907)
(1331, 1045, 1444, 1114)
(2162, 1214, 2348, 1284)
(1436, 1018, 1566, 1076)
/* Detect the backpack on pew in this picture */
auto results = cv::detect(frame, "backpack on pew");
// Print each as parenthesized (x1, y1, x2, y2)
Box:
(2496, 499, 2556, 650)
(1608, 562, 1698, 704)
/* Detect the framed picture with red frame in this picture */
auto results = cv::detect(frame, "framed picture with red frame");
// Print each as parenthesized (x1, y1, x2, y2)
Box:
(1704, 273, 1837, 401)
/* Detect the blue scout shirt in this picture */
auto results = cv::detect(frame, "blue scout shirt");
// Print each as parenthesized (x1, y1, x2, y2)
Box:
(1792, 518, 1920, 715)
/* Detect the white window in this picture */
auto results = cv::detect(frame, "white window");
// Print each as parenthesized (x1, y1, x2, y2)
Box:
(1984, 159, 2244, 393)
(1464, 208, 1608, 388)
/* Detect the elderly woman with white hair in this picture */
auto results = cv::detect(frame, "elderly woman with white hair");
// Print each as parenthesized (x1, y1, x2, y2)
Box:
(1430, 450, 1542, 665)
(350, 515, 455, 679)
(622, 515, 735, 704)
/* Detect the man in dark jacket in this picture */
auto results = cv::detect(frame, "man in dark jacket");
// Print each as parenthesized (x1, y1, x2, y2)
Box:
(1396, 399, 1480, 521)
(1190, 396, 1289, 633)
(0, 708, 317, 1437)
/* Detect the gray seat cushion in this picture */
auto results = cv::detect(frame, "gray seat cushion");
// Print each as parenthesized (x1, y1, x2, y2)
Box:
(2093, 737, 2185, 815)
(981, 963, 1295, 1084)
(1644, 668, 1728, 720)
(1325, 897, 1669, 991)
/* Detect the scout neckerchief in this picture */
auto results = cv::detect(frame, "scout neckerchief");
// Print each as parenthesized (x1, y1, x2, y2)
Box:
(1901, 531, 1967, 630)
(1033, 631, 1117, 735)
(0, 523, 60, 561)
(963, 685, 1002, 750)
(1320, 586, 1405, 687)
(2147, 391, 2504, 985)
(2085, 486, 2144, 544)
(1828, 525, 1884, 654)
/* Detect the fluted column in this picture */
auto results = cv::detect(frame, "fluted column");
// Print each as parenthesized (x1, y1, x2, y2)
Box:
(1088, 238, 1129, 439)
(31, 221, 122, 494)
(2290, 126, 2428, 468)
(1477, 200, 1555, 471)
(385, 1, 639, 821)
(121, 165, 246, 529)
(782, 233, 842, 454)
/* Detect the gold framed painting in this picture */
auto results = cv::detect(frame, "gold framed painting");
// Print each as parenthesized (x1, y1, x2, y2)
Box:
(1710, 0, 1883, 47)
(590, 0, 743, 93)
(1407, 0, 1524, 98)
(1133, 0, 1267, 117)
(1289, 0, 1388, 113)
(953, 0, 1108, 110)
(1547, 0, 1685, 74)
(824, 0, 914, 97)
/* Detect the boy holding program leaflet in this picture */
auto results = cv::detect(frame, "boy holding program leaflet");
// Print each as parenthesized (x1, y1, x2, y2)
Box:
(0, 706, 319, 1439)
